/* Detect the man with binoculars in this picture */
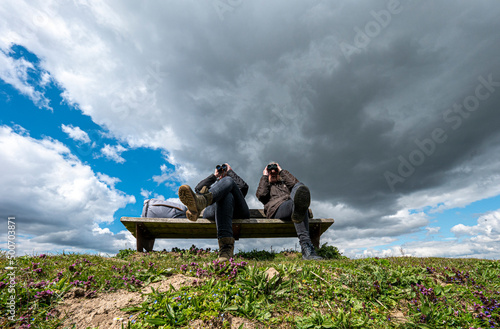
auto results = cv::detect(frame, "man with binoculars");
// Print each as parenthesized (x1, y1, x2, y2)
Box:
(256, 162, 323, 260)
(178, 163, 249, 261)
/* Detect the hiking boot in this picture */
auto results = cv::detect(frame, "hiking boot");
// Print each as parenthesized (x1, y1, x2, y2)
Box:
(218, 237, 235, 262)
(301, 242, 323, 260)
(178, 185, 213, 222)
(291, 185, 311, 223)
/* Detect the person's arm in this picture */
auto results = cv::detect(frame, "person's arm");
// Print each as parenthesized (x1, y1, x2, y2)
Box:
(256, 175, 271, 205)
(195, 174, 217, 193)
(279, 169, 299, 191)
(227, 169, 249, 197)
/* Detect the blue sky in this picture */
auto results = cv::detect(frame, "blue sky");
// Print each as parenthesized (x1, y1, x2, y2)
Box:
(1, 0, 500, 258)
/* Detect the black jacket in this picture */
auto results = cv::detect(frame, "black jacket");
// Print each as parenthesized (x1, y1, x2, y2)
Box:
(195, 169, 249, 197)
(256, 170, 299, 218)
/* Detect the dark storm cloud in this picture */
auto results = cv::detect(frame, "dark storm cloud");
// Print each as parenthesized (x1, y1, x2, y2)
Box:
(142, 0, 500, 242)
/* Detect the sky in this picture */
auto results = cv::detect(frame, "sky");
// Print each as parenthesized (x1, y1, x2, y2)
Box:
(1, 0, 500, 258)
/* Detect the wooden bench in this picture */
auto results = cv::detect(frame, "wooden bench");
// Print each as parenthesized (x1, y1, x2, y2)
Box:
(120, 209, 334, 252)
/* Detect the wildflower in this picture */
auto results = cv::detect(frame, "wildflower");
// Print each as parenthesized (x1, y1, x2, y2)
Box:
(35, 290, 54, 299)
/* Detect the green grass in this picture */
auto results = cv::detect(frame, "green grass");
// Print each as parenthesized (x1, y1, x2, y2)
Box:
(1, 246, 499, 328)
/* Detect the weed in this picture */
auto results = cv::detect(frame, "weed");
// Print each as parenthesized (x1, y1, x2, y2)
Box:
(236, 249, 276, 261)
(316, 243, 346, 260)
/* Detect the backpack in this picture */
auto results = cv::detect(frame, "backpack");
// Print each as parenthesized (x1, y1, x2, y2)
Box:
(141, 199, 187, 218)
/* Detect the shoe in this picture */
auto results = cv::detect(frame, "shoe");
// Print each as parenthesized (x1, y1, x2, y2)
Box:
(291, 185, 310, 223)
(218, 237, 235, 262)
(178, 185, 213, 222)
(301, 242, 323, 260)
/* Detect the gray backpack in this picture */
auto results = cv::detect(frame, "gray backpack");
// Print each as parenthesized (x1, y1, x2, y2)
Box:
(141, 199, 187, 218)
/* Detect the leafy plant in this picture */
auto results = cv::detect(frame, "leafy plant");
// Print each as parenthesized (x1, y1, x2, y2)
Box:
(316, 243, 345, 259)
(236, 249, 276, 261)
(116, 248, 136, 259)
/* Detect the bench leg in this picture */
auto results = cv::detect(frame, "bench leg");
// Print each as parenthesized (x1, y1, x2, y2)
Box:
(310, 223, 321, 249)
(232, 223, 241, 241)
(136, 223, 155, 252)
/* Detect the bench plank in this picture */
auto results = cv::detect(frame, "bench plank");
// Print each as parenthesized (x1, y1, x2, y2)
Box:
(120, 215, 334, 252)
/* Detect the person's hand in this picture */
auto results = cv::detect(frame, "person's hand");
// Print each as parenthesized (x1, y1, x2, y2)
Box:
(263, 165, 268, 176)
(215, 163, 231, 178)
(276, 163, 282, 173)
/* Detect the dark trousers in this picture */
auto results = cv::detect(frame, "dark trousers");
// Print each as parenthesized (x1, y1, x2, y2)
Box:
(272, 182, 312, 246)
(203, 176, 249, 238)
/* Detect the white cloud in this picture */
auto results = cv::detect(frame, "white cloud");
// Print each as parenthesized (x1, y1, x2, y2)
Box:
(425, 226, 440, 235)
(0, 49, 51, 109)
(451, 210, 500, 239)
(140, 188, 151, 199)
(97, 172, 121, 188)
(0, 125, 135, 254)
(152, 162, 197, 192)
(346, 210, 500, 259)
(61, 124, 91, 144)
(100, 144, 126, 163)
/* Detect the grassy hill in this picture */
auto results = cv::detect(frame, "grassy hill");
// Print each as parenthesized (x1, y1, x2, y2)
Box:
(1, 245, 499, 328)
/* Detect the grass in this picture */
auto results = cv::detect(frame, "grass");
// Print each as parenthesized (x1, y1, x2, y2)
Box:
(1, 245, 499, 328)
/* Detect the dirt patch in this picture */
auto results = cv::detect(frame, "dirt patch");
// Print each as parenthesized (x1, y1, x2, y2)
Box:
(57, 274, 195, 329)
(189, 314, 262, 329)
(57, 289, 142, 329)
(142, 274, 198, 294)
(229, 315, 262, 329)
(282, 252, 300, 259)
(389, 310, 408, 323)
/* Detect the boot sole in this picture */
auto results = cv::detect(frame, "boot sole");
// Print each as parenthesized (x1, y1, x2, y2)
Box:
(178, 185, 198, 222)
(292, 186, 310, 223)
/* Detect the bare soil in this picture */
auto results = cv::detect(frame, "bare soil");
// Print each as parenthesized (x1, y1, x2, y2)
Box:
(56, 274, 259, 328)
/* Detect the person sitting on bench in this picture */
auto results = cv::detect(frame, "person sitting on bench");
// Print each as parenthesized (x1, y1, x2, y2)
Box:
(256, 162, 323, 260)
(178, 163, 250, 261)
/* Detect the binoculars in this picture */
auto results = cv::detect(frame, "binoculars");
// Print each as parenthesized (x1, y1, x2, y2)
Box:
(216, 164, 228, 173)
(267, 163, 278, 172)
